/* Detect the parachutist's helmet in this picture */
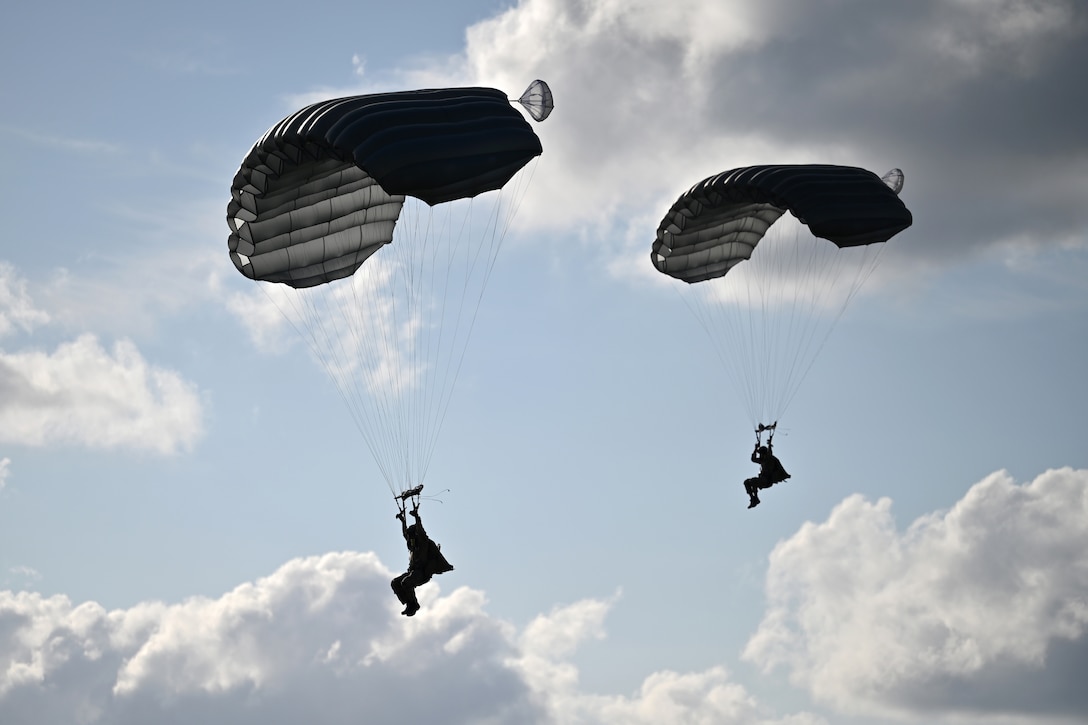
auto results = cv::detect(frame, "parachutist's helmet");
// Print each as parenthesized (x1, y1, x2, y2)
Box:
(758, 446, 769, 455)
(406, 523, 423, 545)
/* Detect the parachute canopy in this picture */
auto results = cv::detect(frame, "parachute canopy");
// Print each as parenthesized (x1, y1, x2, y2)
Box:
(651, 164, 913, 284)
(650, 164, 913, 427)
(228, 86, 544, 289)
(518, 79, 554, 122)
(225, 83, 549, 497)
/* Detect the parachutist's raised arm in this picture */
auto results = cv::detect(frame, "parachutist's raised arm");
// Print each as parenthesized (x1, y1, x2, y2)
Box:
(410, 506, 427, 537)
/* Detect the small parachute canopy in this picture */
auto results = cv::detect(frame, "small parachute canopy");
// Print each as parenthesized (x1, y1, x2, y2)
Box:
(651, 165, 913, 284)
(881, 167, 905, 195)
(517, 79, 554, 122)
(227, 86, 544, 289)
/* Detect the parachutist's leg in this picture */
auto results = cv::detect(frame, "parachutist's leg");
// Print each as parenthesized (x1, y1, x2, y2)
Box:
(397, 570, 428, 616)
(402, 586, 420, 616)
(744, 478, 760, 509)
(404, 576, 423, 616)
(391, 573, 411, 606)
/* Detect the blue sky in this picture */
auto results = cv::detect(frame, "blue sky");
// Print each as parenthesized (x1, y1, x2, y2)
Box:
(2, 1, 1087, 724)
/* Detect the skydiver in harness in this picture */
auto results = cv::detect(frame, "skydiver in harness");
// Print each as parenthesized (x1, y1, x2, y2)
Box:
(391, 485, 454, 616)
(744, 423, 790, 509)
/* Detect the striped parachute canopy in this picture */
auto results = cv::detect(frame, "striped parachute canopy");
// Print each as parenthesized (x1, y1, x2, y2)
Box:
(228, 86, 545, 289)
(650, 164, 912, 428)
(651, 165, 912, 284)
(226, 84, 549, 497)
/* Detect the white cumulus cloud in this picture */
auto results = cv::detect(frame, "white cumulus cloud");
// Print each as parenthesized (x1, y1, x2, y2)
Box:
(0, 552, 820, 725)
(271, 0, 1088, 308)
(743, 467, 1088, 723)
(0, 261, 206, 455)
(445, 0, 1088, 277)
(0, 263, 50, 338)
(0, 334, 203, 454)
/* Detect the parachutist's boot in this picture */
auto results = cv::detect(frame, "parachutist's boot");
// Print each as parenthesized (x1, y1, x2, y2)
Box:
(404, 602, 420, 617)
(748, 495, 760, 509)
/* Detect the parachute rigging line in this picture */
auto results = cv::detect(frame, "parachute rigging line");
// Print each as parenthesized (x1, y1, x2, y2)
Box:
(227, 84, 550, 498)
(654, 165, 911, 429)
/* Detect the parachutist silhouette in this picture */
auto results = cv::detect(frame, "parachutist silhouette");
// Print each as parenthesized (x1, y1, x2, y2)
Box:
(744, 440, 790, 509)
(391, 503, 453, 616)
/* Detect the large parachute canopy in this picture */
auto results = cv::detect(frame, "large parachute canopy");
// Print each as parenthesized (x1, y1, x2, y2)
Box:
(650, 164, 912, 427)
(227, 83, 549, 497)
(229, 85, 544, 288)
(651, 165, 912, 284)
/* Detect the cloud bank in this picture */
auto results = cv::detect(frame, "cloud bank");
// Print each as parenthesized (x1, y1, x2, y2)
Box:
(0, 553, 819, 725)
(743, 467, 1088, 723)
(425, 0, 1087, 278)
(5, 469, 1085, 724)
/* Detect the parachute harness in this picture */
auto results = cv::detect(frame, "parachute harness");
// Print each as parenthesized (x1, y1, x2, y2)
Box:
(394, 483, 452, 518)
(396, 484, 424, 518)
(755, 421, 777, 448)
